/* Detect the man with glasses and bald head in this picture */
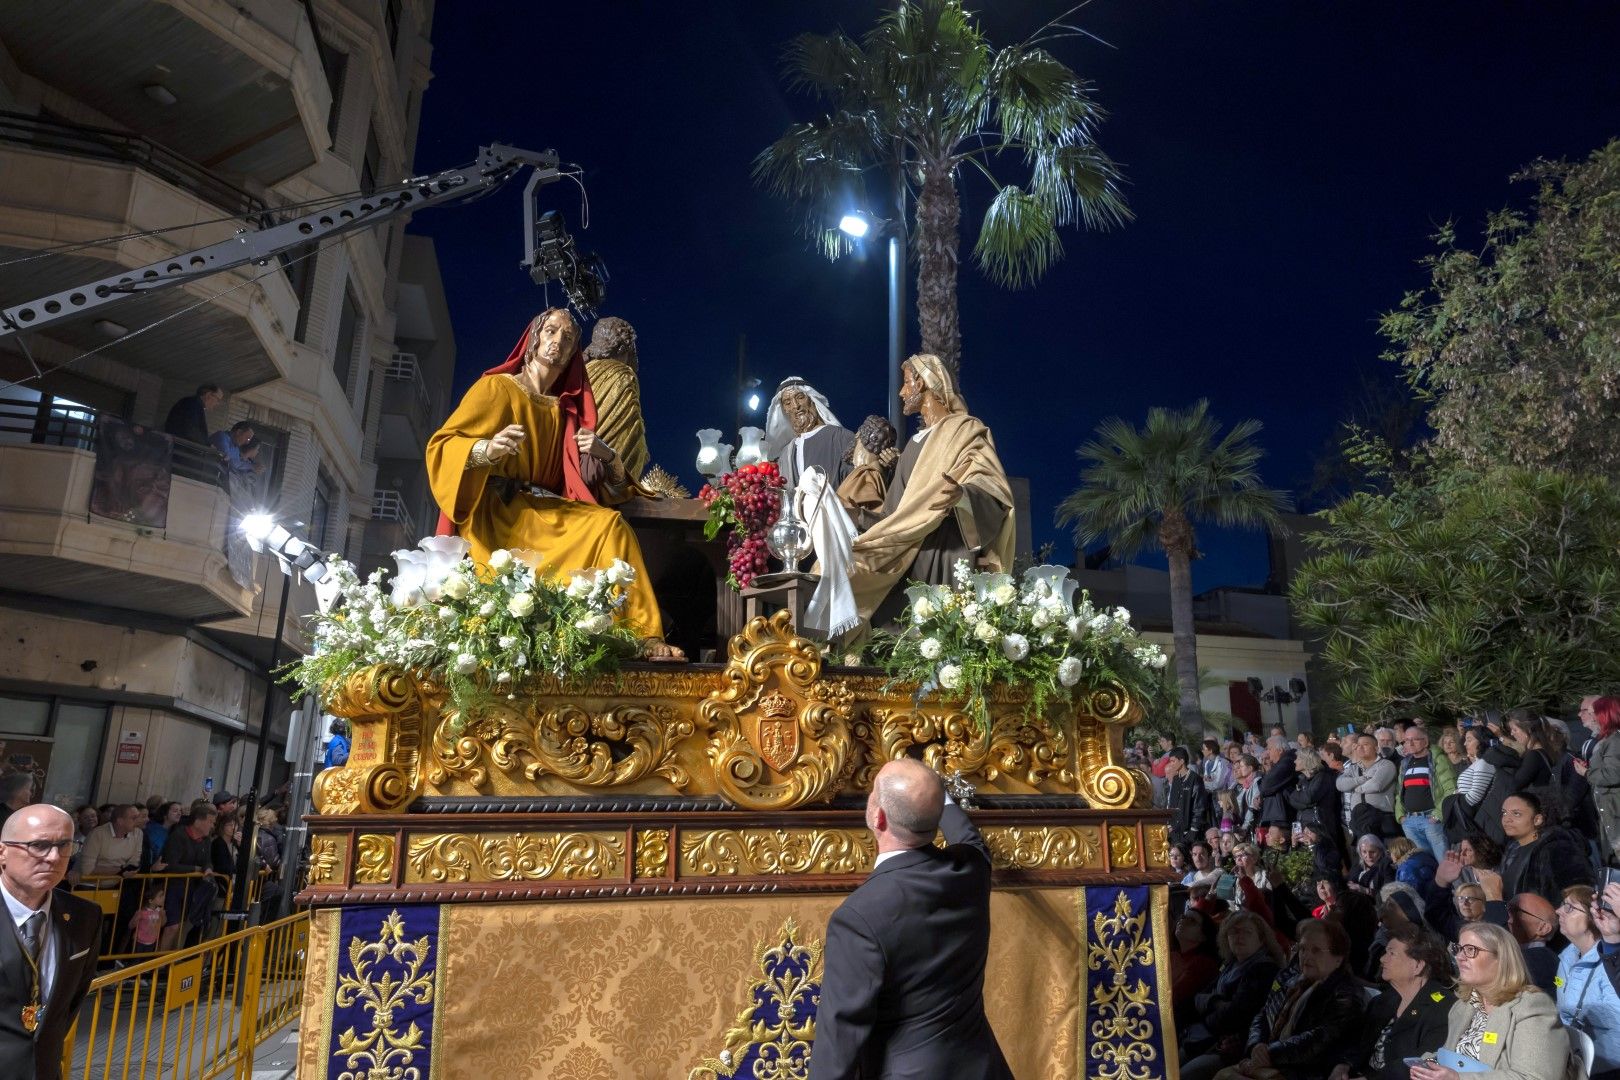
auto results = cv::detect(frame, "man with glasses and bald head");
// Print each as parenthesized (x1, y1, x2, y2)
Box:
(0, 803, 103, 1079)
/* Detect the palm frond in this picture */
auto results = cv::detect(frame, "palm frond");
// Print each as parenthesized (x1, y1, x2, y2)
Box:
(974, 185, 1061, 289)
(783, 31, 869, 104)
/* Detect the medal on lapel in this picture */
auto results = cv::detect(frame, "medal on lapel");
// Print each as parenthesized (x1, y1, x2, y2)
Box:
(21, 1002, 38, 1032)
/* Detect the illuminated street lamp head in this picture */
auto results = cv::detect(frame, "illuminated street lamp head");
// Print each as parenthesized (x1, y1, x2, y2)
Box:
(838, 214, 871, 239)
(240, 513, 276, 549)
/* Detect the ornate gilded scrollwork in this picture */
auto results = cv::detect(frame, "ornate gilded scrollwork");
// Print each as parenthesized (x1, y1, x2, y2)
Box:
(1145, 825, 1171, 869)
(1108, 825, 1140, 870)
(701, 611, 859, 810)
(354, 834, 396, 885)
(307, 836, 344, 886)
(313, 666, 427, 814)
(1072, 681, 1145, 810)
(633, 828, 670, 880)
(981, 826, 1104, 871)
(403, 831, 626, 883)
(863, 706, 1075, 789)
(678, 828, 875, 877)
(535, 704, 694, 787)
(688, 919, 821, 1080)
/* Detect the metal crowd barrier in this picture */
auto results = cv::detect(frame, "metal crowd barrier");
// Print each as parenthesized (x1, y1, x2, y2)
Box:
(62, 910, 310, 1080)
(71, 869, 273, 963)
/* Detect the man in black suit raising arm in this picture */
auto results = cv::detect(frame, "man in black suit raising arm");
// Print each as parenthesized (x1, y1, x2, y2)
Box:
(808, 759, 1013, 1080)
(0, 804, 104, 1080)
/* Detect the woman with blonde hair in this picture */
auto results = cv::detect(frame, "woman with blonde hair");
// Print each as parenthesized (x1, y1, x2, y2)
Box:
(1409, 921, 1574, 1080)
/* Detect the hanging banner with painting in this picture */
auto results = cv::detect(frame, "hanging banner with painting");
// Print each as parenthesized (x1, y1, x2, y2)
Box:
(90, 416, 174, 528)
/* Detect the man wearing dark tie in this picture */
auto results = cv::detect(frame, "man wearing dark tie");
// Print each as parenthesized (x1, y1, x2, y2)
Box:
(0, 804, 104, 1080)
(809, 759, 1013, 1080)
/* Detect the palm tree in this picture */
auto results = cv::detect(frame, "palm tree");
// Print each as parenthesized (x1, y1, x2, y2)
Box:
(754, 0, 1130, 372)
(1057, 401, 1291, 742)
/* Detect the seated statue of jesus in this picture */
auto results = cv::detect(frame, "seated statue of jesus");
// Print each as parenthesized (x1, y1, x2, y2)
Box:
(426, 308, 683, 660)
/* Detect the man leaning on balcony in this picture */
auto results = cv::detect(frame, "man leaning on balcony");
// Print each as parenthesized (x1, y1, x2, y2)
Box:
(162, 383, 223, 447)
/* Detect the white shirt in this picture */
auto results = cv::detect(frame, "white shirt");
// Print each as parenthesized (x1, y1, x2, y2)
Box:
(1, 878, 56, 1001)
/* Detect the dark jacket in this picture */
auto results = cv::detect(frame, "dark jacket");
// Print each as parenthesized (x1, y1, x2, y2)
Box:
(1500, 825, 1594, 907)
(162, 394, 209, 446)
(1246, 965, 1366, 1080)
(1167, 772, 1214, 847)
(808, 803, 1011, 1080)
(1353, 855, 1395, 898)
(1344, 978, 1455, 1080)
(161, 822, 213, 874)
(1194, 953, 1281, 1041)
(1260, 750, 1299, 828)
(0, 888, 103, 1080)
(1471, 741, 1526, 846)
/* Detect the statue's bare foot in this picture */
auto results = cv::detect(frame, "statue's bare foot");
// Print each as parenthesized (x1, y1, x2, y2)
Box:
(641, 638, 686, 662)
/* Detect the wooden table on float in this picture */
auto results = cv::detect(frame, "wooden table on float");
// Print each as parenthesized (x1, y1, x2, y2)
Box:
(294, 612, 1181, 1080)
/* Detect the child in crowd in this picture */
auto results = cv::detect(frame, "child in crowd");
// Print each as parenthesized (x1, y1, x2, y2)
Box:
(131, 884, 165, 953)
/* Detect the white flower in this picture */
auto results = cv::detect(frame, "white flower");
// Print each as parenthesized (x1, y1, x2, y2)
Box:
(488, 548, 513, 570)
(369, 605, 388, 625)
(938, 663, 963, 690)
(912, 597, 936, 622)
(437, 605, 456, 620)
(441, 574, 471, 600)
(479, 600, 497, 617)
(1151, 651, 1168, 669)
(962, 602, 981, 623)
(497, 635, 516, 650)
(1031, 608, 1053, 630)
(566, 574, 594, 599)
(604, 559, 635, 586)
(574, 612, 613, 634)
(920, 638, 942, 660)
(1111, 606, 1132, 625)
(1058, 656, 1084, 687)
(507, 593, 535, 617)
(454, 653, 479, 674)
(974, 621, 999, 644)
(991, 583, 1017, 607)
(1000, 633, 1029, 661)
(1088, 613, 1112, 632)
(496, 671, 512, 684)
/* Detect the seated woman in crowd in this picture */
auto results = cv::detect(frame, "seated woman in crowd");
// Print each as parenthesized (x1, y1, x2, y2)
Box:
(1555, 884, 1620, 1080)
(1498, 791, 1593, 906)
(1351, 834, 1395, 898)
(1172, 843, 1193, 883)
(1409, 921, 1571, 1080)
(1182, 911, 1287, 1064)
(1172, 907, 1223, 1023)
(1332, 924, 1454, 1080)
(1389, 837, 1439, 896)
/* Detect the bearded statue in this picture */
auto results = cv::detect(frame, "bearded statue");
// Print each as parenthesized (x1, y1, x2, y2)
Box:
(583, 316, 649, 482)
(837, 415, 897, 531)
(762, 378, 855, 490)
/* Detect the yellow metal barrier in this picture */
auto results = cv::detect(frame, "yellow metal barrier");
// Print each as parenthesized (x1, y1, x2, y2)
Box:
(62, 910, 309, 1080)
(71, 868, 275, 962)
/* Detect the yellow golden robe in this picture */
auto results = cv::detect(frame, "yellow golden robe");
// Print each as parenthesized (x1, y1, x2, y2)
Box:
(584, 356, 649, 481)
(426, 374, 662, 638)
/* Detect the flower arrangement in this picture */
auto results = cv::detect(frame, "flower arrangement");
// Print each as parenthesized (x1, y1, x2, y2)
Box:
(877, 561, 1169, 727)
(698, 462, 784, 590)
(282, 536, 641, 715)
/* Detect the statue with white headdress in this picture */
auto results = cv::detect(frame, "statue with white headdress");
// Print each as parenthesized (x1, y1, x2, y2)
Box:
(763, 377, 855, 490)
(848, 353, 1014, 628)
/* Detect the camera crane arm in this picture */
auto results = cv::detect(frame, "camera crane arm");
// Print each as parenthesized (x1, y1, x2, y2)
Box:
(0, 142, 591, 342)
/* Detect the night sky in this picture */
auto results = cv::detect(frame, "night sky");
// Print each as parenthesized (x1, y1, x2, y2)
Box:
(410, 2, 1620, 591)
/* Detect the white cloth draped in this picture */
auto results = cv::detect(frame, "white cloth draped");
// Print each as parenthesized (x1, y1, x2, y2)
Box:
(796, 466, 859, 638)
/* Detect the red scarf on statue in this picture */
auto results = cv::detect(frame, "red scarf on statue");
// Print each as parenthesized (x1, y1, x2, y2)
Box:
(434, 320, 599, 537)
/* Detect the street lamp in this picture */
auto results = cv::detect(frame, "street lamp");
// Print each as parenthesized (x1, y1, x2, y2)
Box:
(1247, 676, 1308, 733)
(839, 209, 907, 434)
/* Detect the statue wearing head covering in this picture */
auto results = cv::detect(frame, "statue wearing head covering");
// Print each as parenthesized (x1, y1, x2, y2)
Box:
(583, 316, 649, 483)
(763, 377, 855, 490)
(836, 415, 897, 531)
(848, 353, 1014, 627)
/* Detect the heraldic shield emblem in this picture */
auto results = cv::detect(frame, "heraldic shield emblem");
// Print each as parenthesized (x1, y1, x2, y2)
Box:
(754, 689, 801, 773)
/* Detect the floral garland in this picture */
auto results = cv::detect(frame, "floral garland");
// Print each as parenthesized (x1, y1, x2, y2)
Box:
(876, 561, 1168, 727)
(282, 536, 640, 715)
(698, 462, 783, 590)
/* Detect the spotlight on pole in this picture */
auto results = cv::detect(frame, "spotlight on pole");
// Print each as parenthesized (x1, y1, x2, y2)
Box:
(240, 513, 328, 584)
(838, 214, 870, 239)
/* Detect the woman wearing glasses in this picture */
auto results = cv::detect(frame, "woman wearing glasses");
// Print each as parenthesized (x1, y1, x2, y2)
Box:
(1331, 924, 1454, 1080)
(1409, 922, 1573, 1080)
(1559, 885, 1620, 1079)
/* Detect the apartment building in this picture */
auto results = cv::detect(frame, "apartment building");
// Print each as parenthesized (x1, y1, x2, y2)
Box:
(0, 0, 449, 811)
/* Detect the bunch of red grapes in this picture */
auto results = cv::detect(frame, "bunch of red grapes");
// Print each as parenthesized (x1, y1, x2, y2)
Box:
(699, 462, 783, 589)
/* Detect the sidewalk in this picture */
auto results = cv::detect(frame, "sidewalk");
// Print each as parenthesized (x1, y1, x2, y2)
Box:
(250, 1017, 300, 1080)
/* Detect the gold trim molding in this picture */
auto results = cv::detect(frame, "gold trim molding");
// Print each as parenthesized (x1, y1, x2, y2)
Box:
(678, 828, 876, 877)
(403, 831, 626, 883)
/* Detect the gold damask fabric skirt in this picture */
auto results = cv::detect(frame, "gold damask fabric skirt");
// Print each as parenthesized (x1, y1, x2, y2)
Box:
(298, 888, 1085, 1079)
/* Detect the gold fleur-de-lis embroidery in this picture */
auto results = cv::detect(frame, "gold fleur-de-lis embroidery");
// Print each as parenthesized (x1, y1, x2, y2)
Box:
(332, 909, 435, 1080)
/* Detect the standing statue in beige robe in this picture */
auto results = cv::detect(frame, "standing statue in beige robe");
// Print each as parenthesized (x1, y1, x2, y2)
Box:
(848, 354, 1015, 628)
(583, 316, 649, 482)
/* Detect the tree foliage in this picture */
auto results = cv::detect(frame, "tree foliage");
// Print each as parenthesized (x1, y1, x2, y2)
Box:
(754, 0, 1129, 370)
(1382, 139, 1620, 477)
(1290, 463, 1620, 725)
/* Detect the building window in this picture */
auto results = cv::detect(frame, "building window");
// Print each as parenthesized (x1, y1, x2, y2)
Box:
(282, 243, 318, 343)
(334, 285, 360, 401)
(311, 470, 335, 550)
(319, 41, 348, 143)
(0, 693, 109, 809)
(361, 124, 382, 195)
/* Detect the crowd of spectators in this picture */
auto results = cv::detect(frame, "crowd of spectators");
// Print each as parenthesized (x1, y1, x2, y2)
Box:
(1137, 694, 1620, 1080)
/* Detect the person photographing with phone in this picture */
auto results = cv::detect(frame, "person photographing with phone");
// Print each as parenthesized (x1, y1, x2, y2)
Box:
(1555, 884, 1620, 1080)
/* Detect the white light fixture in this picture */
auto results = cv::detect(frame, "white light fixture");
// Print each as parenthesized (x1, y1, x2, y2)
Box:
(240, 513, 277, 548)
(696, 428, 727, 479)
(746, 392, 761, 413)
(93, 319, 127, 339)
(143, 83, 178, 106)
(838, 214, 870, 239)
(735, 426, 765, 467)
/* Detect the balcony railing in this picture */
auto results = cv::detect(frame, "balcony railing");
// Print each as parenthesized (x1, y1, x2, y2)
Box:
(385, 350, 438, 425)
(0, 109, 268, 221)
(0, 396, 229, 489)
(371, 487, 417, 537)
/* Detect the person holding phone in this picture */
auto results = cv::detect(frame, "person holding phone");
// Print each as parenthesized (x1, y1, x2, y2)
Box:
(1554, 885, 1620, 1079)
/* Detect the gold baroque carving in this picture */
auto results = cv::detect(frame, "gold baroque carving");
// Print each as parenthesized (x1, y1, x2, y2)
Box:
(404, 831, 626, 883)
(700, 611, 859, 811)
(1145, 825, 1171, 868)
(354, 834, 396, 885)
(1109, 825, 1140, 869)
(679, 828, 876, 877)
(863, 706, 1075, 789)
(981, 825, 1103, 871)
(1072, 680, 1143, 810)
(314, 666, 427, 814)
(634, 828, 670, 880)
(307, 836, 344, 886)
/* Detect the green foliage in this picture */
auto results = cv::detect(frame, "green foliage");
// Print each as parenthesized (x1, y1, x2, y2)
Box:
(1290, 466, 1620, 725)
(1382, 139, 1620, 477)
(753, 0, 1129, 289)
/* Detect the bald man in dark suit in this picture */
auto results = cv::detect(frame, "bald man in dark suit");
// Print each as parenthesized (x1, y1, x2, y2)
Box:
(808, 759, 1012, 1080)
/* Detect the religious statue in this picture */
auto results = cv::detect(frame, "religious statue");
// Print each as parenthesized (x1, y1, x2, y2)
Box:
(582, 316, 649, 482)
(836, 414, 897, 531)
(426, 308, 683, 660)
(763, 377, 855, 489)
(848, 353, 1014, 626)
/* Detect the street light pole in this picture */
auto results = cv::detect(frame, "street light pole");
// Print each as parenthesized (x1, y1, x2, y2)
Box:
(886, 141, 907, 435)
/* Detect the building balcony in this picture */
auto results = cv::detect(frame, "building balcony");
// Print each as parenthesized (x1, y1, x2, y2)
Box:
(0, 0, 331, 185)
(0, 423, 257, 623)
(376, 352, 442, 459)
(0, 113, 300, 391)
